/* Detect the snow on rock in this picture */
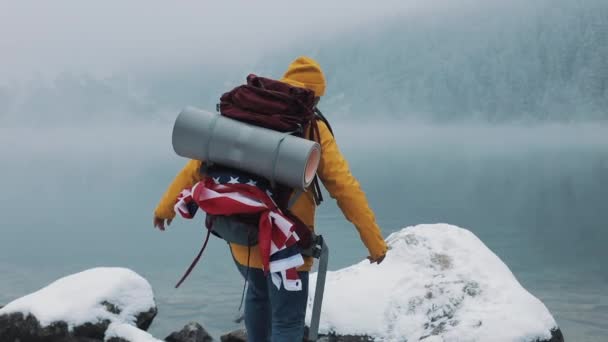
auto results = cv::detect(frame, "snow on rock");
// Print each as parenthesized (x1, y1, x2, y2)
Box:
(165, 322, 214, 342)
(307, 224, 562, 342)
(105, 322, 163, 342)
(0, 267, 158, 341)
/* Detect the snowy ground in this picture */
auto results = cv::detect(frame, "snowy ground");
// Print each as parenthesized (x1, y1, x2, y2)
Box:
(306, 224, 558, 341)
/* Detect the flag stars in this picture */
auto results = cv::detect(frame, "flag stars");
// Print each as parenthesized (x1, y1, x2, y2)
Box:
(266, 189, 274, 197)
(228, 176, 240, 184)
(246, 179, 257, 186)
(212, 177, 221, 184)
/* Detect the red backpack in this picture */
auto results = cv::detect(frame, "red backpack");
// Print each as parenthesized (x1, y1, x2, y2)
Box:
(174, 75, 332, 288)
(218, 73, 334, 206)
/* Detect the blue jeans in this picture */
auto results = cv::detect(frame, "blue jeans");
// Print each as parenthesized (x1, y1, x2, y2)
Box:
(236, 263, 309, 342)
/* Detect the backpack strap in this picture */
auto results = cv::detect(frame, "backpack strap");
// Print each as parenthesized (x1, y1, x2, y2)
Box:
(270, 131, 297, 189)
(204, 114, 221, 161)
(288, 189, 304, 209)
(175, 226, 212, 288)
(312, 177, 323, 205)
(297, 107, 333, 207)
(314, 107, 334, 137)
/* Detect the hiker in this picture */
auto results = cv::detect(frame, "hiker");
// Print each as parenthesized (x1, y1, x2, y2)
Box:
(153, 56, 388, 342)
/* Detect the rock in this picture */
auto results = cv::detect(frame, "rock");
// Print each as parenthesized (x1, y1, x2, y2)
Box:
(105, 322, 163, 342)
(0, 267, 157, 342)
(306, 224, 564, 341)
(0, 312, 69, 341)
(0, 310, 114, 341)
(220, 328, 247, 342)
(303, 326, 373, 342)
(72, 320, 112, 340)
(315, 335, 373, 342)
(165, 322, 213, 342)
(219, 327, 376, 342)
(541, 328, 565, 342)
(135, 307, 159, 332)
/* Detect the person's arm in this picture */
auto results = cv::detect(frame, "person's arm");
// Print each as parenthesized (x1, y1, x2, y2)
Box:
(316, 121, 388, 262)
(153, 159, 203, 230)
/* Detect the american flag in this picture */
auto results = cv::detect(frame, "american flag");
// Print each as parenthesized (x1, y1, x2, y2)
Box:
(175, 177, 304, 291)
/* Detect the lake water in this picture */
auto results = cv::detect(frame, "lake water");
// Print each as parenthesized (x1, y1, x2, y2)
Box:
(1, 122, 607, 341)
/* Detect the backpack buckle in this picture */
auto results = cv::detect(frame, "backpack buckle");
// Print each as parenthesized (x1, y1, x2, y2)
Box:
(301, 234, 324, 259)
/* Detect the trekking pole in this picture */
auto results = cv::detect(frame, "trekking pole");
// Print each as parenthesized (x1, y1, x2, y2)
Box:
(308, 235, 329, 341)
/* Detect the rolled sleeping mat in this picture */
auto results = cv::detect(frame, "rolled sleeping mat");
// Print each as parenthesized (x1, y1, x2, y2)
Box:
(172, 107, 321, 190)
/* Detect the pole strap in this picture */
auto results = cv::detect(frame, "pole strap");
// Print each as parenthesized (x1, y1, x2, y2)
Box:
(270, 131, 296, 189)
(308, 236, 329, 341)
(203, 114, 221, 162)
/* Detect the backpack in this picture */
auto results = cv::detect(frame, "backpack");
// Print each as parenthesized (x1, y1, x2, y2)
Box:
(174, 75, 332, 288)
(206, 74, 333, 245)
(217, 74, 330, 205)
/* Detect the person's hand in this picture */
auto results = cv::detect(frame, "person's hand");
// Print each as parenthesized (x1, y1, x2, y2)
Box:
(153, 215, 173, 231)
(367, 253, 386, 265)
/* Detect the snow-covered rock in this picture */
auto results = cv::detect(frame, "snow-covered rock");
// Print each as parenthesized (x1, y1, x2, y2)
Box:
(306, 224, 563, 342)
(0, 267, 158, 342)
(105, 322, 163, 342)
(165, 322, 213, 342)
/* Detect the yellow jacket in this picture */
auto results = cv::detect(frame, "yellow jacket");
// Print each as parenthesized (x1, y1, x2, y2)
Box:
(154, 120, 388, 271)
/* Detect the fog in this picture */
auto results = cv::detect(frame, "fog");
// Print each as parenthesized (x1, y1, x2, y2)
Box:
(2, 0, 605, 124)
(0, 0, 436, 79)
(1, 120, 606, 261)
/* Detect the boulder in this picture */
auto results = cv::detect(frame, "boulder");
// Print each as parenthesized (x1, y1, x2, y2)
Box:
(306, 224, 564, 342)
(105, 322, 162, 342)
(165, 322, 213, 342)
(135, 307, 158, 332)
(220, 328, 247, 342)
(0, 267, 157, 342)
